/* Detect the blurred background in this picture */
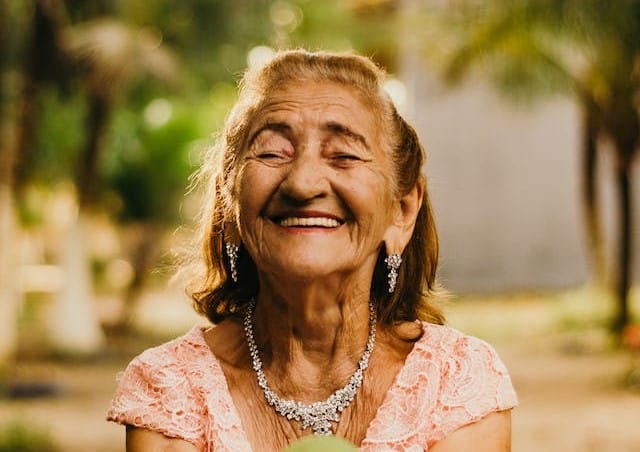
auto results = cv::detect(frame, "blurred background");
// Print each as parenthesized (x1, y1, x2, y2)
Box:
(1, 0, 639, 450)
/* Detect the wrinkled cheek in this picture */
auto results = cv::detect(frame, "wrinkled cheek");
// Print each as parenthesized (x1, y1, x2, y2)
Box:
(349, 220, 381, 255)
(235, 184, 261, 239)
(238, 216, 263, 252)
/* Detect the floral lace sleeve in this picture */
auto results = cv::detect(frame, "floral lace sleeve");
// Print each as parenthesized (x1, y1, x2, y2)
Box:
(106, 343, 207, 449)
(427, 333, 517, 447)
(361, 324, 517, 451)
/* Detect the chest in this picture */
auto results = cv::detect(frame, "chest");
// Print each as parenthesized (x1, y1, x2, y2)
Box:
(218, 352, 403, 451)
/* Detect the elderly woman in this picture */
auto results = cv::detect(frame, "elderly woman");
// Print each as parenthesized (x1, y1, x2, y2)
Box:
(107, 50, 517, 451)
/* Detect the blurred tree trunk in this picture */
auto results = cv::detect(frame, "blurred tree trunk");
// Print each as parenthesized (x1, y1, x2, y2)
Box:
(607, 86, 638, 334)
(114, 222, 163, 330)
(0, 184, 19, 366)
(55, 17, 179, 340)
(0, 0, 22, 366)
(0, 0, 105, 356)
(77, 91, 110, 209)
(48, 89, 111, 354)
(0, 120, 19, 367)
(13, 0, 68, 193)
(580, 101, 607, 287)
(50, 213, 104, 353)
(613, 161, 632, 333)
(42, 3, 108, 354)
(610, 132, 636, 334)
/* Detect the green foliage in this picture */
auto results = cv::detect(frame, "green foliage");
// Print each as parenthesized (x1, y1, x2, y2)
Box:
(10, 0, 399, 226)
(290, 0, 398, 69)
(103, 99, 204, 223)
(31, 88, 85, 183)
(435, 0, 640, 105)
(16, 88, 84, 226)
(10, 0, 399, 187)
(114, 0, 398, 86)
(0, 420, 57, 452)
(115, 0, 275, 86)
(433, 2, 570, 102)
(92, 0, 397, 228)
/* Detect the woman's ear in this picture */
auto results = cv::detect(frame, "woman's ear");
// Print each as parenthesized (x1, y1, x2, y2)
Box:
(383, 180, 424, 255)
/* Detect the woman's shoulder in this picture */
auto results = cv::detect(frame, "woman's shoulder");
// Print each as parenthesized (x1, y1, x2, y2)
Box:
(107, 326, 214, 449)
(129, 326, 211, 370)
(415, 322, 507, 366)
(408, 322, 516, 400)
(417, 321, 471, 342)
(414, 321, 517, 405)
(111, 325, 223, 401)
(107, 326, 217, 422)
(410, 323, 517, 446)
(363, 322, 517, 448)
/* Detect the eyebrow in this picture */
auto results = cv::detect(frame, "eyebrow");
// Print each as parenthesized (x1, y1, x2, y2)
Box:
(248, 121, 291, 147)
(247, 120, 370, 150)
(324, 122, 369, 150)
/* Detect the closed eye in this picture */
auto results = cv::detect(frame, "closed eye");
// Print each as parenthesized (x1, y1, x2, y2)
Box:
(257, 151, 287, 159)
(250, 131, 295, 163)
(329, 151, 369, 167)
(334, 153, 361, 160)
(253, 150, 294, 166)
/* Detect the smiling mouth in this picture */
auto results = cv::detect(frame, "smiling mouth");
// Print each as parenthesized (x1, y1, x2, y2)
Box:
(274, 216, 342, 228)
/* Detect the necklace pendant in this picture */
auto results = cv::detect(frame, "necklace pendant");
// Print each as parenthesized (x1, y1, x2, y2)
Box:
(311, 417, 334, 436)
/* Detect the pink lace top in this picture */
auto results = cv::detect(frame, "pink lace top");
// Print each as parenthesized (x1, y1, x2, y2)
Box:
(107, 323, 517, 451)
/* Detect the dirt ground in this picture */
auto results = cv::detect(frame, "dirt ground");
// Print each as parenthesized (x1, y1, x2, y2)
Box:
(2, 290, 640, 451)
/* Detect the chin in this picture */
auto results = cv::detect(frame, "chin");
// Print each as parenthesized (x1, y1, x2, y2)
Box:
(261, 256, 347, 282)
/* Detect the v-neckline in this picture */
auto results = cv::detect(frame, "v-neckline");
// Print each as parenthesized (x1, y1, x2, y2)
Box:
(193, 324, 427, 450)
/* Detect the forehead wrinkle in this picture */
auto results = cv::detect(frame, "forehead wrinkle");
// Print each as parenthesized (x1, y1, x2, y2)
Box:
(251, 104, 372, 149)
(245, 81, 386, 160)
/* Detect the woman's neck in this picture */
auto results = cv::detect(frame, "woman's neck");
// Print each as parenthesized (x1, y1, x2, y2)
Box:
(251, 279, 373, 401)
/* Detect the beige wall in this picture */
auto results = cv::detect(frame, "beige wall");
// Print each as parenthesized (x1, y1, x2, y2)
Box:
(400, 59, 640, 292)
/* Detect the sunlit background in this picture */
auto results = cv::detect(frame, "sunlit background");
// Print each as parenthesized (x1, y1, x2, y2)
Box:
(1, 0, 639, 451)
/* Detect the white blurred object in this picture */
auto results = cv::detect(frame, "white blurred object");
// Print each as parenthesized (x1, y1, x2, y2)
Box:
(383, 78, 407, 112)
(247, 46, 276, 70)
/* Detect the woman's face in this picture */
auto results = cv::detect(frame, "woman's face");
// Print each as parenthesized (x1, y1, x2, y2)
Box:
(236, 80, 397, 283)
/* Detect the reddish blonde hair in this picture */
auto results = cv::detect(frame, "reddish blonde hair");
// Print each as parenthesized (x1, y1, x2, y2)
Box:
(186, 49, 444, 325)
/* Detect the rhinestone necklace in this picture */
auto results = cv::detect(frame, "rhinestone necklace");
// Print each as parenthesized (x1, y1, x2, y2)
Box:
(243, 300, 376, 436)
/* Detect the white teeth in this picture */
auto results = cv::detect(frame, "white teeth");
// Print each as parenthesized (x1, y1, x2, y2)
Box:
(278, 217, 340, 227)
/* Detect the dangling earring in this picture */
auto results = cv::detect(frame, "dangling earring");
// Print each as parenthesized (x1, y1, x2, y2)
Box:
(384, 253, 402, 293)
(225, 242, 239, 283)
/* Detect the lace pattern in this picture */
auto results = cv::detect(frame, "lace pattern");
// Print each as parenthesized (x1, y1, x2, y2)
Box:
(360, 324, 517, 450)
(107, 323, 517, 451)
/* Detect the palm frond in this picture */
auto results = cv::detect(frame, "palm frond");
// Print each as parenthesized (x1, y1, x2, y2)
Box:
(60, 18, 179, 92)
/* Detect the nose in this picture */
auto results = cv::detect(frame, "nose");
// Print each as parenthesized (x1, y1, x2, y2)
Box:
(278, 151, 328, 203)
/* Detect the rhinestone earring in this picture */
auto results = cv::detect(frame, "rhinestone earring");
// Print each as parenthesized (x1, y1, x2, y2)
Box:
(225, 242, 239, 283)
(384, 253, 402, 293)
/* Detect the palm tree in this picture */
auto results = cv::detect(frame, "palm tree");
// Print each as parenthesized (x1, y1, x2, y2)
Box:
(62, 18, 178, 208)
(426, 0, 639, 335)
(44, 17, 178, 353)
(0, 0, 68, 363)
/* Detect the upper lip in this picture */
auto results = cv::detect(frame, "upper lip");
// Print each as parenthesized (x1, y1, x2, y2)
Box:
(266, 210, 345, 223)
